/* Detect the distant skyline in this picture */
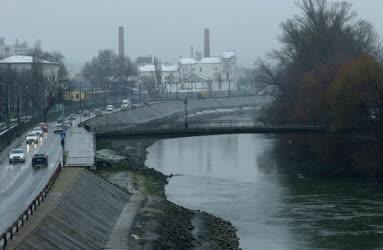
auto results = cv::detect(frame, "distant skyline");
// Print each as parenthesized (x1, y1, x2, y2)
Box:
(1, 0, 383, 72)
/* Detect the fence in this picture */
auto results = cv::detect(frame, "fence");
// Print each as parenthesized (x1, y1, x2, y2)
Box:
(92, 119, 328, 135)
(0, 163, 63, 249)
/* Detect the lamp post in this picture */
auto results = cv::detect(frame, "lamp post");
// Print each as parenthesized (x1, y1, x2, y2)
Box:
(184, 98, 188, 129)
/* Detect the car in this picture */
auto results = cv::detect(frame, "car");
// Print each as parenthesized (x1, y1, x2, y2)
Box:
(64, 120, 72, 128)
(32, 127, 44, 137)
(54, 123, 64, 133)
(106, 105, 114, 112)
(57, 116, 64, 124)
(32, 154, 48, 168)
(39, 122, 48, 133)
(83, 110, 90, 117)
(26, 132, 39, 144)
(121, 103, 129, 111)
(95, 110, 102, 117)
(9, 148, 26, 163)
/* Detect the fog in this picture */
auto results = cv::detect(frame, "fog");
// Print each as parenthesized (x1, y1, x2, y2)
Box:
(1, 0, 383, 69)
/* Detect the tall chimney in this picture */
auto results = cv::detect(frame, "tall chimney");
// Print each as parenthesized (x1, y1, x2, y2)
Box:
(204, 28, 210, 58)
(118, 26, 125, 58)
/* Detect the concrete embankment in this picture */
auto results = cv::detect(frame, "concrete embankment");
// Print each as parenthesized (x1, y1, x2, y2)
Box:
(11, 169, 129, 250)
(84, 96, 271, 130)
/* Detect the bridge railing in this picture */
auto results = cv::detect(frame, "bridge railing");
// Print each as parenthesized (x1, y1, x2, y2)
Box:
(92, 119, 328, 135)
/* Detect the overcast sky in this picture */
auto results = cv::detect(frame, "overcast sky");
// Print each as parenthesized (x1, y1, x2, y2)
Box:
(1, 0, 383, 71)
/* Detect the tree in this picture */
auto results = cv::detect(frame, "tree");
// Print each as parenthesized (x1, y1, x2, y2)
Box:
(256, 0, 381, 123)
(82, 50, 136, 103)
(328, 54, 383, 134)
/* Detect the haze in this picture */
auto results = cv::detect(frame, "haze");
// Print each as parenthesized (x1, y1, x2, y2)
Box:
(1, 0, 382, 69)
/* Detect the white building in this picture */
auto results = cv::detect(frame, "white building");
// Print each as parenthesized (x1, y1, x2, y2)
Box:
(178, 50, 237, 83)
(161, 64, 178, 83)
(138, 50, 238, 94)
(138, 64, 178, 85)
(0, 55, 59, 78)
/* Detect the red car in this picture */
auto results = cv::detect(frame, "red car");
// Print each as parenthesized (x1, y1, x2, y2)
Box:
(39, 122, 48, 133)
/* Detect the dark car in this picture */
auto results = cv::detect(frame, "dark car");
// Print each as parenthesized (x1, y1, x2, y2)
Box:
(32, 154, 48, 168)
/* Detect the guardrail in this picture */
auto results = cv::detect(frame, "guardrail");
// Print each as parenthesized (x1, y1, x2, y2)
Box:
(0, 163, 63, 249)
(92, 119, 329, 134)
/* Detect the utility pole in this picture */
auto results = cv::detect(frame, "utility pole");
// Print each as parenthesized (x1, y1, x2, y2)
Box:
(184, 98, 188, 129)
(91, 80, 94, 107)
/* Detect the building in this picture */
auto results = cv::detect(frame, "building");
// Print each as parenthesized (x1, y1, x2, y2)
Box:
(136, 56, 153, 66)
(0, 55, 60, 78)
(0, 39, 30, 59)
(138, 64, 178, 85)
(178, 50, 237, 83)
(138, 50, 238, 91)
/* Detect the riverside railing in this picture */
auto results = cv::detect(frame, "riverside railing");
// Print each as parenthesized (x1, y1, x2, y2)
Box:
(91, 119, 329, 135)
(0, 163, 63, 249)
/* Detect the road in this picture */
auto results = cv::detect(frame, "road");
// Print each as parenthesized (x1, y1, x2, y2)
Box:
(0, 123, 63, 234)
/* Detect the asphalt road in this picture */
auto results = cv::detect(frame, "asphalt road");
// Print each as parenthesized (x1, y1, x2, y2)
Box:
(0, 123, 63, 233)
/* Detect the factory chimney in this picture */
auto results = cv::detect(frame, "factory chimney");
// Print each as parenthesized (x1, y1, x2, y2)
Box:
(118, 26, 125, 58)
(204, 28, 210, 57)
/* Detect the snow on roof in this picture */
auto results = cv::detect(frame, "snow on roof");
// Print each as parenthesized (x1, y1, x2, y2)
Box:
(139, 64, 155, 72)
(199, 57, 221, 64)
(179, 57, 196, 65)
(162, 64, 178, 72)
(0, 55, 53, 64)
(222, 51, 236, 59)
(139, 64, 178, 72)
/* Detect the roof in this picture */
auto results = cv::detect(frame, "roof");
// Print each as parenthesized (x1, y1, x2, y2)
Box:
(0, 55, 53, 64)
(199, 57, 221, 64)
(162, 64, 178, 72)
(222, 51, 236, 59)
(139, 64, 178, 72)
(179, 57, 196, 65)
(138, 64, 155, 72)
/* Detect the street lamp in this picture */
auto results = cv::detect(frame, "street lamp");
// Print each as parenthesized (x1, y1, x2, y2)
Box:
(184, 98, 188, 129)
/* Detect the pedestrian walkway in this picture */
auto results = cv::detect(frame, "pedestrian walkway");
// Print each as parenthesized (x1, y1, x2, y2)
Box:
(65, 124, 95, 168)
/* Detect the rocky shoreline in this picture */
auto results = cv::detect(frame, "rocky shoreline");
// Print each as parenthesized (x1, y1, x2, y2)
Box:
(96, 138, 241, 250)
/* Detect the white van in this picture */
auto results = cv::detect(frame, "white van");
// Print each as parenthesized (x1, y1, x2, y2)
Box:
(121, 99, 130, 110)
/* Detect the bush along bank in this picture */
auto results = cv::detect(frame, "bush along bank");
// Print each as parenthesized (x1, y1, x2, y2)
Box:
(96, 138, 240, 250)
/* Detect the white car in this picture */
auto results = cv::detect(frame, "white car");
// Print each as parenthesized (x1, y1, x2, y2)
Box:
(26, 133, 39, 144)
(32, 127, 44, 137)
(121, 103, 129, 111)
(106, 105, 114, 112)
(9, 148, 26, 163)
(54, 123, 64, 133)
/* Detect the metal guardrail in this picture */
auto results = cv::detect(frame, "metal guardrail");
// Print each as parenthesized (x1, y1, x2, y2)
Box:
(0, 163, 63, 249)
(92, 120, 328, 134)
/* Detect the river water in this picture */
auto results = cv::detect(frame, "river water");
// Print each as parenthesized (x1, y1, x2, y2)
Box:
(145, 134, 383, 249)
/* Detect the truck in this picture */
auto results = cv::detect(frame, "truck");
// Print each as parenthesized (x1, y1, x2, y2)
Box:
(121, 99, 131, 111)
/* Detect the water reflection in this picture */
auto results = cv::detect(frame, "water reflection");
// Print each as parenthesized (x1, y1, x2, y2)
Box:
(145, 134, 383, 249)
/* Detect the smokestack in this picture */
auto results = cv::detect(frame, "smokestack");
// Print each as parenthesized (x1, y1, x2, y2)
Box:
(204, 28, 210, 58)
(118, 26, 125, 58)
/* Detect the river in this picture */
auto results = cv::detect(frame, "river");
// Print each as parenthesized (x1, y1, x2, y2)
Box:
(145, 134, 383, 249)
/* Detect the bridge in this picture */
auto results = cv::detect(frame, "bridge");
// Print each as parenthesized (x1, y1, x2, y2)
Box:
(93, 119, 331, 139)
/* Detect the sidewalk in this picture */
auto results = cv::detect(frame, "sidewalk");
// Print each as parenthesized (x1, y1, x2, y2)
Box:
(65, 124, 95, 168)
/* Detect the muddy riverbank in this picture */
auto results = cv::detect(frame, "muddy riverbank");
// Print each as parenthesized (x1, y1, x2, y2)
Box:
(96, 138, 240, 250)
